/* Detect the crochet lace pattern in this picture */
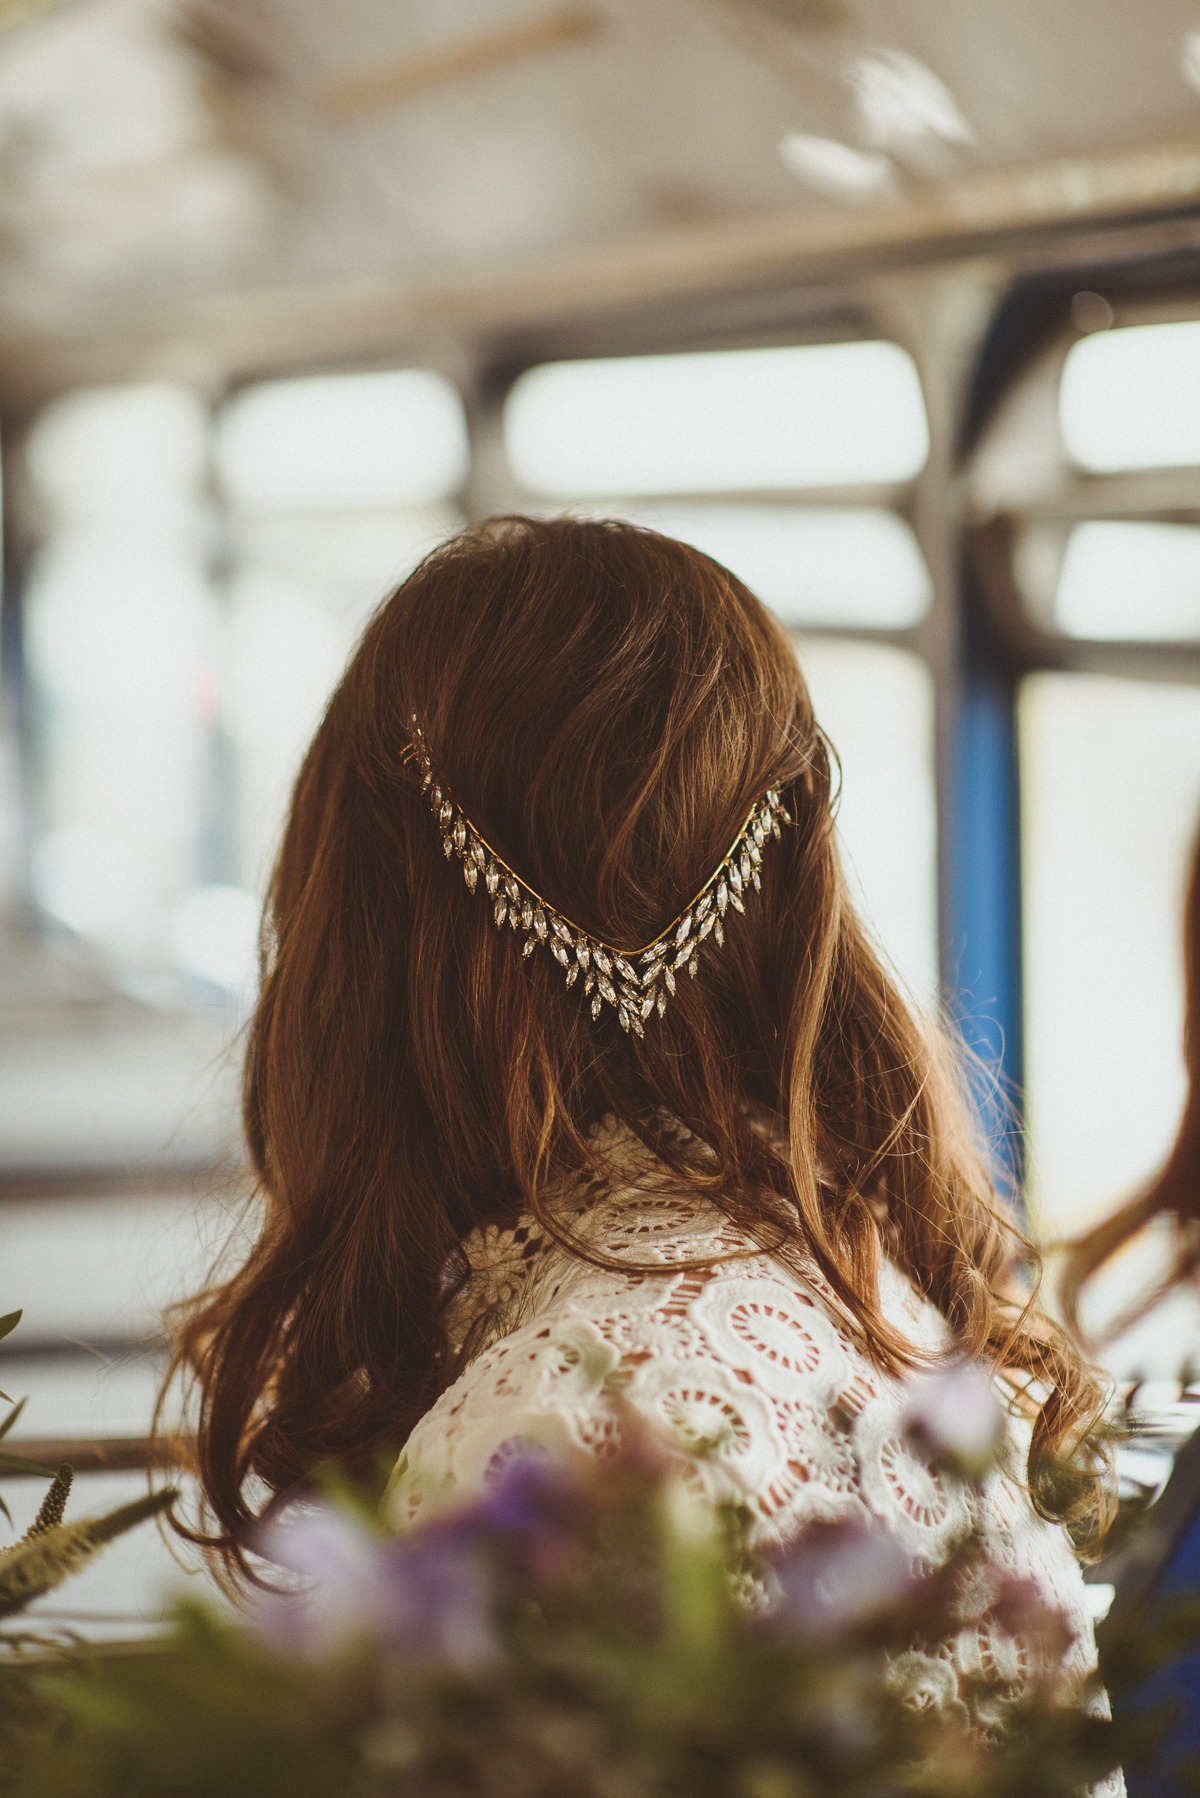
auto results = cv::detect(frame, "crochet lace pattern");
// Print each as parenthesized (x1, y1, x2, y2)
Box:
(386, 1126, 1121, 1784)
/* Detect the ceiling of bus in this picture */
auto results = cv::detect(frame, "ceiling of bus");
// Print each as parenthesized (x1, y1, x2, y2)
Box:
(3, 0, 1200, 404)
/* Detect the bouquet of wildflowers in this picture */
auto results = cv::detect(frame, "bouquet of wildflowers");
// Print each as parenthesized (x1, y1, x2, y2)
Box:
(4, 1361, 1172, 1798)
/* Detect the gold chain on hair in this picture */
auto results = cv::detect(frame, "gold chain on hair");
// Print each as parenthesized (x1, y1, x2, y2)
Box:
(403, 716, 791, 1036)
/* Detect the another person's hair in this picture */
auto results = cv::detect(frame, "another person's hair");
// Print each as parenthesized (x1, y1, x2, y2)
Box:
(166, 516, 1105, 1575)
(1061, 821, 1200, 1340)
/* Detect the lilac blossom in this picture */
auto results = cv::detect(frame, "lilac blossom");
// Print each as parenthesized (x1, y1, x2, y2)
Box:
(763, 1517, 918, 1640)
(452, 1453, 590, 1583)
(249, 1502, 497, 1671)
(249, 1505, 381, 1658)
(901, 1361, 1004, 1476)
(248, 1456, 590, 1672)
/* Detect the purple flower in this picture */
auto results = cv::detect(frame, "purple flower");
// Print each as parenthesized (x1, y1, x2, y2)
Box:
(404, 1455, 597, 1581)
(249, 1505, 381, 1657)
(461, 1454, 590, 1582)
(764, 1518, 918, 1640)
(248, 1502, 498, 1671)
(372, 1532, 500, 1671)
(901, 1362, 1004, 1476)
(990, 1574, 1076, 1676)
(248, 1455, 593, 1672)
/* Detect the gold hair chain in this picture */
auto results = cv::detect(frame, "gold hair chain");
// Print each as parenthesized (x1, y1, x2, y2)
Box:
(404, 716, 791, 1036)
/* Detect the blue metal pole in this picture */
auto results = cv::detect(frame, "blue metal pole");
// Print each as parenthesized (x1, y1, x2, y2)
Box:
(946, 570, 1026, 1210)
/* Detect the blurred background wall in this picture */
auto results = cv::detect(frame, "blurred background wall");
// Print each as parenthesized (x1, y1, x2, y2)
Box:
(3, 0, 1200, 1632)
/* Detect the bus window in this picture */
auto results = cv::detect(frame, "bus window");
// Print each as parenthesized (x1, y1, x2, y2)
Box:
(505, 341, 930, 496)
(1021, 672, 1200, 1238)
(214, 368, 468, 903)
(1060, 318, 1200, 473)
(24, 384, 216, 986)
(592, 504, 932, 631)
(967, 288, 1200, 1372)
(22, 365, 469, 1001)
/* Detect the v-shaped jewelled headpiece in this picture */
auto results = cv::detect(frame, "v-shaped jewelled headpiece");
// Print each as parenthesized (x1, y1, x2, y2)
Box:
(403, 715, 792, 1036)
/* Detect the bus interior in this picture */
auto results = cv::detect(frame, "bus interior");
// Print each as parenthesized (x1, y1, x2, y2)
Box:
(1, 0, 1199, 1647)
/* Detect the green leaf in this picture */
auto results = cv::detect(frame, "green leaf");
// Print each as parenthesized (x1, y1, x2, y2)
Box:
(0, 1396, 27, 1442)
(0, 1310, 21, 1345)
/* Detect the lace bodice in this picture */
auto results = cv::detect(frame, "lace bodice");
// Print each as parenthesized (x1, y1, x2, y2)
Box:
(386, 1132, 1118, 1773)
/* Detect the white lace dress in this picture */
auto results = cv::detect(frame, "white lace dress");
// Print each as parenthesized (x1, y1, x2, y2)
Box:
(386, 1132, 1119, 1779)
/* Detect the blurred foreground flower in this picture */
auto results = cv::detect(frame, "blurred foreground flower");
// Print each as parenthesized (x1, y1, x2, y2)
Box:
(0, 1369, 1180, 1798)
(761, 1515, 923, 1640)
(251, 1500, 499, 1672)
(901, 1359, 1006, 1478)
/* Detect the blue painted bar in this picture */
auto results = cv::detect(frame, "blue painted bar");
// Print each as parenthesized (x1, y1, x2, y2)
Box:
(945, 601, 1025, 1207)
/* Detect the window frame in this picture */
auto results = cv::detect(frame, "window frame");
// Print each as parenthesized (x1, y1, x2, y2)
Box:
(961, 257, 1200, 1206)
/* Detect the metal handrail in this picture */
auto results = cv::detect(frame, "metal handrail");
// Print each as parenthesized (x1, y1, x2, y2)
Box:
(1, 1436, 191, 1476)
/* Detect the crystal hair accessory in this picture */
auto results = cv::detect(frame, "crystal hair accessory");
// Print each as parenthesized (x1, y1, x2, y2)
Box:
(403, 716, 792, 1036)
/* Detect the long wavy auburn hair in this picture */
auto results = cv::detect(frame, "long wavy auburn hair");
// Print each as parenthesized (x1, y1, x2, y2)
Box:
(1061, 820, 1200, 1340)
(167, 515, 1106, 1576)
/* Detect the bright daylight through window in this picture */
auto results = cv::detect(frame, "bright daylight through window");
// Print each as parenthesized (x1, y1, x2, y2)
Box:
(1055, 521, 1200, 640)
(1060, 317, 1200, 472)
(25, 368, 469, 1004)
(505, 340, 930, 495)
